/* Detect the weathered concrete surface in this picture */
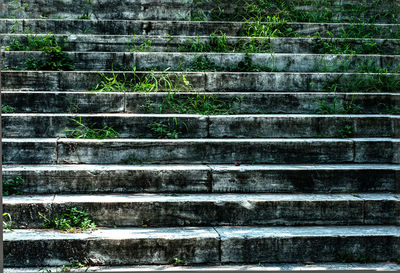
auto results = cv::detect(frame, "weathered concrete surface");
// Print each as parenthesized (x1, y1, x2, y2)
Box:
(1, 19, 399, 38)
(3, 226, 399, 266)
(3, 34, 400, 54)
(2, 113, 208, 138)
(1, 138, 56, 164)
(3, 164, 399, 194)
(209, 164, 400, 193)
(2, 114, 398, 138)
(4, 51, 400, 72)
(216, 226, 400, 263)
(3, 91, 399, 114)
(3, 70, 400, 92)
(3, 227, 219, 266)
(3, 138, 396, 164)
(5, 263, 400, 272)
(2, 164, 211, 194)
(54, 138, 399, 164)
(3, 193, 399, 228)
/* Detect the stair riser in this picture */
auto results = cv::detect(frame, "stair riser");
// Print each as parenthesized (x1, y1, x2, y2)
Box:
(220, 235, 399, 263)
(2, 139, 399, 164)
(2, 0, 398, 22)
(2, 115, 398, 138)
(4, 197, 399, 228)
(3, 228, 220, 266)
(3, 92, 399, 114)
(4, 52, 400, 73)
(1, 20, 399, 38)
(3, 35, 399, 54)
(3, 166, 399, 194)
(3, 71, 400, 92)
(3, 227, 399, 266)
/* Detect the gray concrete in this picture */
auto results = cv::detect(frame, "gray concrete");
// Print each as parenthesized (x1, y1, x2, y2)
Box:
(2, 34, 400, 54)
(3, 227, 220, 266)
(3, 193, 399, 228)
(4, 51, 400, 72)
(3, 226, 399, 266)
(2, 113, 398, 138)
(3, 70, 400, 92)
(3, 91, 400, 114)
(5, 263, 400, 272)
(1, 19, 399, 38)
(3, 164, 399, 194)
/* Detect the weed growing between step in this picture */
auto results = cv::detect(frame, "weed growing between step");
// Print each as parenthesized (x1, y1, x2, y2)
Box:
(91, 69, 192, 93)
(65, 117, 119, 139)
(155, 92, 242, 115)
(378, 103, 400, 115)
(172, 258, 185, 266)
(3, 176, 24, 196)
(312, 36, 384, 55)
(193, 0, 400, 24)
(315, 95, 363, 114)
(128, 35, 152, 52)
(147, 118, 187, 139)
(2, 105, 15, 113)
(337, 125, 354, 138)
(189, 54, 281, 72)
(322, 73, 400, 92)
(39, 207, 96, 233)
(178, 33, 272, 53)
(40, 262, 90, 273)
(3, 213, 13, 231)
(4, 33, 74, 71)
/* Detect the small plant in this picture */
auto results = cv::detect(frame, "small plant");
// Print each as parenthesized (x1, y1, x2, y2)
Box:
(65, 117, 119, 139)
(172, 257, 185, 266)
(2, 105, 15, 113)
(315, 96, 363, 114)
(3, 176, 24, 196)
(40, 261, 90, 272)
(25, 46, 75, 71)
(337, 125, 353, 138)
(3, 213, 13, 231)
(147, 118, 185, 139)
(39, 207, 96, 232)
(91, 69, 191, 93)
(378, 103, 400, 115)
(158, 92, 241, 115)
(128, 35, 152, 52)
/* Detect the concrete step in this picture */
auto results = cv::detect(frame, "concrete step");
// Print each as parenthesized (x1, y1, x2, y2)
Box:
(3, 226, 399, 266)
(2, 114, 399, 138)
(4, 51, 400, 72)
(3, 71, 400, 92)
(2, 0, 399, 22)
(2, 19, 399, 38)
(5, 263, 400, 272)
(3, 91, 399, 114)
(3, 164, 399, 194)
(2, 138, 399, 164)
(3, 193, 400, 228)
(3, 34, 400, 55)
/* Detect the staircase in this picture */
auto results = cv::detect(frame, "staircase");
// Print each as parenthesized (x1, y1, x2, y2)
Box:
(2, 0, 400, 271)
